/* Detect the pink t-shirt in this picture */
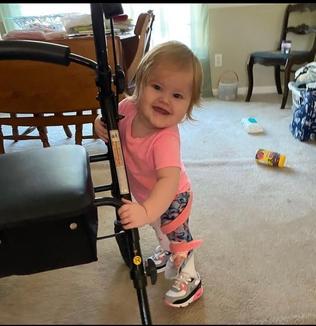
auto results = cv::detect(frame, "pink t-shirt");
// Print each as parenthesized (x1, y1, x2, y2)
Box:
(118, 98, 191, 203)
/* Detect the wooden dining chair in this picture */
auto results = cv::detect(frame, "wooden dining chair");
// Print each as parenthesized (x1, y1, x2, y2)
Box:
(245, 3, 316, 109)
(124, 10, 155, 95)
(0, 36, 72, 142)
(0, 41, 101, 154)
(0, 36, 125, 153)
(54, 35, 125, 140)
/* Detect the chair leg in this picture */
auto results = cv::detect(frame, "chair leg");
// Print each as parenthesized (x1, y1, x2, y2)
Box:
(37, 126, 50, 147)
(10, 113, 19, 142)
(274, 65, 282, 94)
(54, 113, 72, 138)
(0, 125, 4, 154)
(280, 63, 292, 109)
(63, 126, 73, 138)
(75, 124, 83, 145)
(75, 111, 83, 145)
(34, 113, 50, 147)
(12, 126, 19, 142)
(21, 126, 37, 136)
(92, 110, 98, 139)
(245, 56, 254, 102)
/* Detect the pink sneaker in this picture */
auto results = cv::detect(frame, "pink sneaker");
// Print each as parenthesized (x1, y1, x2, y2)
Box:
(164, 272, 203, 308)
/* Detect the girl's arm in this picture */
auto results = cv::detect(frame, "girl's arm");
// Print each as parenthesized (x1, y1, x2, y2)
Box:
(118, 166, 180, 229)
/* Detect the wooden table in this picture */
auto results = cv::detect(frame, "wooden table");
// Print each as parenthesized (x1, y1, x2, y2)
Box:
(0, 33, 137, 147)
(51, 33, 138, 73)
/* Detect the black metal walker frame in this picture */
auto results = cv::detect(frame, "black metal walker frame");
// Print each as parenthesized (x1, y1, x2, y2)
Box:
(0, 3, 156, 325)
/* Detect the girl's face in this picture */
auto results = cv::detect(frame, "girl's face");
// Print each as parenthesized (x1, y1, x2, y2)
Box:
(136, 63, 193, 131)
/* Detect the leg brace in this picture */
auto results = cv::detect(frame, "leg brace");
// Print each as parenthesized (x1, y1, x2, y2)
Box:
(160, 192, 202, 254)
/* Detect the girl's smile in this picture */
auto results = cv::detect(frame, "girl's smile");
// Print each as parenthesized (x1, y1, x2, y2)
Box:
(133, 63, 194, 137)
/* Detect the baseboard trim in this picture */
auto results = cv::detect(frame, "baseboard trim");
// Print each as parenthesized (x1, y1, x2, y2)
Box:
(212, 86, 277, 96)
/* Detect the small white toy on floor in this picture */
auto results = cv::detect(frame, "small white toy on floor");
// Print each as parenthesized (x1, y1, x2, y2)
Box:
(241, 117, 264, 134)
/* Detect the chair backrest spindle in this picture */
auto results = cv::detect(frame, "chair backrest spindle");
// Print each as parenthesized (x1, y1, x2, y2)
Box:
(126, 10, 155, 94)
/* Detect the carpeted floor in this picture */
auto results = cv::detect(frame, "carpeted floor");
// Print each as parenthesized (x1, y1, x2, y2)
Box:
(1, 93, 316, 324)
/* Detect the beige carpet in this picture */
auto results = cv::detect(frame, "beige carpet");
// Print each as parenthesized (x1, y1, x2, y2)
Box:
(1, 94, 316, 324)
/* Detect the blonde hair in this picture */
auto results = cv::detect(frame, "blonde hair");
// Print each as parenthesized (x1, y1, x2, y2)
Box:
(131, 40, 203, 121)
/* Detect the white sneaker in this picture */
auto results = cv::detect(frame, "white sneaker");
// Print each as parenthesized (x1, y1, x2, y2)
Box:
(164, 272, 203, 308)
(148, 245, 171, 273)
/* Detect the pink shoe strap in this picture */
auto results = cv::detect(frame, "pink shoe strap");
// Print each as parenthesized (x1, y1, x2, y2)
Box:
(169, 239, 203, 253)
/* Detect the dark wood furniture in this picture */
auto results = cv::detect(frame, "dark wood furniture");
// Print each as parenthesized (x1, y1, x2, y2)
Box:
(0, 40, 101, 153)
(0, 34, 134, 152)
(245, 3, 316, 109)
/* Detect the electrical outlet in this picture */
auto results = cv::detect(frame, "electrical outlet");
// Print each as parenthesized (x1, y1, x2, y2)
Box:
(215, 54, 222, 67)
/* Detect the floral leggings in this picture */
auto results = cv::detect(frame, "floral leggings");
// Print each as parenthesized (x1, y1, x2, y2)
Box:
(160, 191, 193, 243)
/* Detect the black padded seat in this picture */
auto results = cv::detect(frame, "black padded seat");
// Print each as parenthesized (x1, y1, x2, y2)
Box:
(0, 145, 98, 277)
(0, 145, 94, 227)
(251, 50, 310, 64)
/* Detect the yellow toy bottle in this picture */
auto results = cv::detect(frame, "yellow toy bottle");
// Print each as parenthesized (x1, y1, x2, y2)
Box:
(255, 149, 286, 168)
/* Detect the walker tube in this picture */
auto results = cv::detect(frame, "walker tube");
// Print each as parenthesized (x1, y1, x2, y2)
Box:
(0, 40, 70, 65)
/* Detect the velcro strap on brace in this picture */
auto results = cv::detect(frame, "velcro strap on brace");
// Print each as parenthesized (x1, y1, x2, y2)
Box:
(170, 239, 203, 253)
(161, 192, 193, 235)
